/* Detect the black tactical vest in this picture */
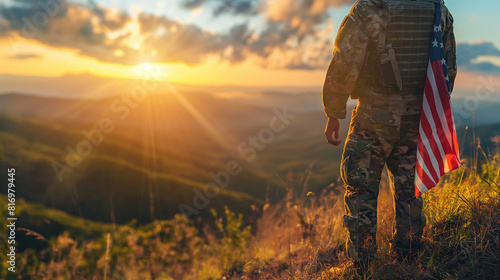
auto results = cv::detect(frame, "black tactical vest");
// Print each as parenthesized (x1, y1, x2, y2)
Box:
(358, 0, 437, 96)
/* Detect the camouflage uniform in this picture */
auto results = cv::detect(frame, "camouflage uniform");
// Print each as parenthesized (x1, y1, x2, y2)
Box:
(323, 0, 456, 260)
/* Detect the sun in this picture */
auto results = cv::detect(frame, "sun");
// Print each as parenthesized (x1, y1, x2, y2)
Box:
(133, 63, 170, 81)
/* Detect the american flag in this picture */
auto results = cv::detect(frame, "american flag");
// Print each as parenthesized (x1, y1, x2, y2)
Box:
(414, 3, 462, 197)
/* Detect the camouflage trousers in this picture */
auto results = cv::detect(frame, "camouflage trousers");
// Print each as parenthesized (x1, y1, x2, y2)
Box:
(341, 93, 427, 261)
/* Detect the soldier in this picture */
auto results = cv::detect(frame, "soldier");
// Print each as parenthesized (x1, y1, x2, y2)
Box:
(323, 0, 456, 261)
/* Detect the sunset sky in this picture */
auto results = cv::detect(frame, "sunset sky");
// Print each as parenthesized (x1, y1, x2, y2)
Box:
(1, 0, 500, 91)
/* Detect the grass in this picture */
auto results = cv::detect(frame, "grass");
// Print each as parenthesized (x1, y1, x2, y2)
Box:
(228, 153, 500, 279)
(2, 143, 500, 279)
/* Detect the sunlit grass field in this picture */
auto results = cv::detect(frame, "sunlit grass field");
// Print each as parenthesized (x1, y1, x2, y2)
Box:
(1, 145, 499, 279)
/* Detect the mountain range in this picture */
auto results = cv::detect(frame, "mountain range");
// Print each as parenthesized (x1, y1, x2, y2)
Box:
(1, 73, 499, 224)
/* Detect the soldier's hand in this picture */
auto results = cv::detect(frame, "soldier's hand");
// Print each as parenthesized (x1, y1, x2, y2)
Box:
(325, 117, 342, 146)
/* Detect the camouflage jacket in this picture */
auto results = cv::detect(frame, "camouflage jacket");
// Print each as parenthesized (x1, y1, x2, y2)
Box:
(323, 0, 456, 119)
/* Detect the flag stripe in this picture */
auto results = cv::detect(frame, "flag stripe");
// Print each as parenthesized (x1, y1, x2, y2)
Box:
(416, 137, 439, 184)
(415, 160, 431, 193)
(430, 62, 455, 147)
(423, 69, 456, 163)
(419, 104, 446, 175)
(414, 3, 462, 196)
(418, 119, 442, 180)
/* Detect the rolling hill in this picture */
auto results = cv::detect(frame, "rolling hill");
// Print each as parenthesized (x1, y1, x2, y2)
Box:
(0, 92, 347, 224)
(1, 91, 499, 225)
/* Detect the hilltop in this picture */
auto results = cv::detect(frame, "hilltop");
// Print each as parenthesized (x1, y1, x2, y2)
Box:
(0, 92, 346, 224)
(1, 152, 499, 279)
(1, 91, 500, 225)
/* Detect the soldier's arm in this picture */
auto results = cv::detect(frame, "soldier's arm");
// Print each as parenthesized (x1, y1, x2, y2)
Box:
(323, 3, 370, 120)
(443, 9, 457, 93)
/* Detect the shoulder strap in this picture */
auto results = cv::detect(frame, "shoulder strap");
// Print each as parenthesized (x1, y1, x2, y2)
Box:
(378, 0, 403, 91)
(377, 0, 389, 52)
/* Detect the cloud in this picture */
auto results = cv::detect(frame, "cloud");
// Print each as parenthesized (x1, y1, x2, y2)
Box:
(457, 42, 500, 74)
(179, 0, 259, 16)
(137, 13, 236, 65)
(0, 0, 355, 69)
(6, 52, 42, 60)
(246, 0, 354, 69)
(0, 0, 236, 65)
(178, 0, 355, 69)
(1, 0, 131, 63)
(6, 0, 498, 75)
